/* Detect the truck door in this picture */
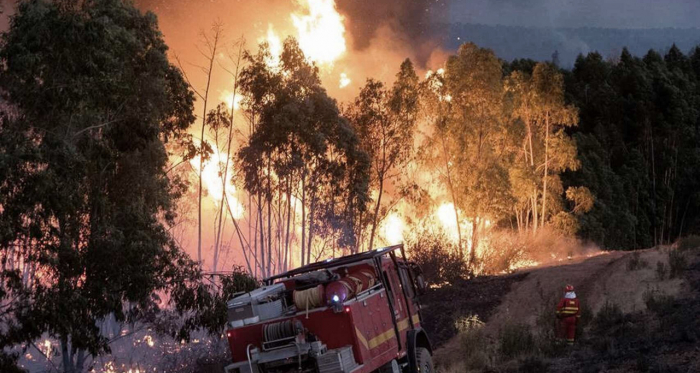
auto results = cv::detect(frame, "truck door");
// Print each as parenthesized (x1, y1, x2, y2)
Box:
(397, 262, 420, 326)
(382, 259, 415, 352)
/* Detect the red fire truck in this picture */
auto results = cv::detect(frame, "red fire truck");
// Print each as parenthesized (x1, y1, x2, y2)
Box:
(224, 244, 433, 373)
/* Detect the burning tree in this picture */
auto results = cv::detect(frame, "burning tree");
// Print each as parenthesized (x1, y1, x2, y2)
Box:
(420, 44, 513, 267)
(506, 62, 581, 234)
(235, 38, 370, 277)
(346, 59, 420, 253)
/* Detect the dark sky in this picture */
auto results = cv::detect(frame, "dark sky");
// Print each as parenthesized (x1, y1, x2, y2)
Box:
(448, 0, 700, 29)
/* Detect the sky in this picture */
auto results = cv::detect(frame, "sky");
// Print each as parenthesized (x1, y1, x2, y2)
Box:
(447, 0, 700, 29)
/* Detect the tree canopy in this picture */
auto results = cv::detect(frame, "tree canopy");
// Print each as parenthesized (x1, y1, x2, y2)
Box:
(0, 0, 204, 371)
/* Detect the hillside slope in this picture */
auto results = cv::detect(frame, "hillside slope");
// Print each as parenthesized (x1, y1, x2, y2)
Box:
(422, 247, 698, 372)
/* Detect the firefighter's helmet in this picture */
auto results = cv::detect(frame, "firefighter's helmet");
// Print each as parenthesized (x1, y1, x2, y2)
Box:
(565, 284, 575, 292)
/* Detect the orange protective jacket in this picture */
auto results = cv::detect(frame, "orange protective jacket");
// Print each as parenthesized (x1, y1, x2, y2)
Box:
(556, 297, 581, 319)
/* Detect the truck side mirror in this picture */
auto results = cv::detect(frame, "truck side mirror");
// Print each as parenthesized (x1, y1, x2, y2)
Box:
(415, 273, 427, 295)
(409, 262, 427, 295)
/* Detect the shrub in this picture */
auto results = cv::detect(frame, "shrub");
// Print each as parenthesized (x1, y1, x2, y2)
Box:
(591, 302, 624, 335)
(455, 314, 485, 333)
(678, 235, 700, 251)
(499, 322, 536, 359)
(627, 252, 649, 271)
(476, 231, 529, 274)
(458, 320, 492, 371)
(643, 289, 676, 316)
(407, 230, 467, 284)
(656, 261, 667, 280)
(668, 250, 687, 278)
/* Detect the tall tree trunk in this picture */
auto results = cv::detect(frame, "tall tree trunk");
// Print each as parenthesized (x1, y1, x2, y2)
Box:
(306, 192, 317, 265)
(541, 114, 550, 228)
(227, 195, 254, 276)
(526, 112, 535, 166)
(440, 137, 463, 256)
(367, 177, 384, 251)
(532, 192, 538, 233)
(61, 337, 72, 373)
(267, 160, 272, 276)
(196, 27, 220, 268)
(469, 218, 479, 271)
(301, 176, 307, 266)
(213, 43, 242, 274)
(258, 190, 266, 278)
(650, 127, 658, 245)
(284, 178, 293, 272)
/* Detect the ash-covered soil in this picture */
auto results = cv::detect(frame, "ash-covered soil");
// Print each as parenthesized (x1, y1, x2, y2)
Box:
(420, 272, 529, 348)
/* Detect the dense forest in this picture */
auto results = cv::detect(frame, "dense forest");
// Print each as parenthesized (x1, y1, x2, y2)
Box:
(1, 0, 700, 372)
(562, 46, 700, 249)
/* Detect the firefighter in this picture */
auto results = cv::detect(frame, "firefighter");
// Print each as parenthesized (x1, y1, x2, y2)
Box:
(556, 284, 581, 345)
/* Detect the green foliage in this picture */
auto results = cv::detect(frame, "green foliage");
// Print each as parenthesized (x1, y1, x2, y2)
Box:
(346, 59, 419, 251)
(166, 267, 258, 338)
(505, 62, 580, 237)
(0, 0, 201, 370)
(236, 37, 370, 264)
(421, 43, 517, 265)
(563, 46, 700, 249)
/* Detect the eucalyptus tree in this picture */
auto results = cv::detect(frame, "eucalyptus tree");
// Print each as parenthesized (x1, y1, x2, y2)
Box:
(507, 62, 579, 233)
(421, 43, 512, 267)
(237, 38, 369, 274)
(347, 59, 419, 252)
(0, 0, 204, 371)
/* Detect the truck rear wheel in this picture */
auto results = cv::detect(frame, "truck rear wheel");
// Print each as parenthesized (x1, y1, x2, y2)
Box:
(415, 347, 433, 373)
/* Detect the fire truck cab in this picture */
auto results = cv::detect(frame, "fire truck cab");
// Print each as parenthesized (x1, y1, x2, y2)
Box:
(224, 244, 433, 373)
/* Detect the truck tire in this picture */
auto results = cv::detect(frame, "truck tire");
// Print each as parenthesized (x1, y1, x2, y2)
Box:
(415, 347, 433, 373)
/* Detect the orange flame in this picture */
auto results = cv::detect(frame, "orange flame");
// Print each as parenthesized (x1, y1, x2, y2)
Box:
(291, 0, 346, 66)
(381, 212, 405, 245)
(190, 143, 245, 218)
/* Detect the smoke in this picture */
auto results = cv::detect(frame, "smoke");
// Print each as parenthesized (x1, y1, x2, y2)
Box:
(335, 0, 448, 65)
(447, 0, 700, 29)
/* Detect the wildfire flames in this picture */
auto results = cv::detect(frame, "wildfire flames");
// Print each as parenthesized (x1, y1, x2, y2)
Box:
(181, 0, 547, 277)
(291, 0, 346, 66)
(262, 0, 351, 89)
(189, 143, 245, 219)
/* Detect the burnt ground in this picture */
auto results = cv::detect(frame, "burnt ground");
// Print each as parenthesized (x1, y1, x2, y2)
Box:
(422, 249, 700, 373)
(419, 272, 529, 348)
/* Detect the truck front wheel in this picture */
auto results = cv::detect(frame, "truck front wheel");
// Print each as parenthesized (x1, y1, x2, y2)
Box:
(415, 347, 433, 373)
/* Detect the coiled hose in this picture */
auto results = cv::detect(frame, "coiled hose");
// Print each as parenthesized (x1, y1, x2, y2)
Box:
(293, 285, 324, 318)
(264, 320, 295, 342)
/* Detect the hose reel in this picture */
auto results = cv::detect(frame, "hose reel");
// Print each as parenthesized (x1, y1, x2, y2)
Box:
(263, 319, 304, 346)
